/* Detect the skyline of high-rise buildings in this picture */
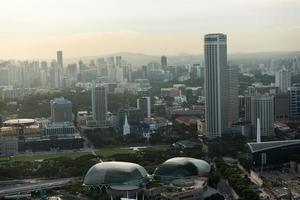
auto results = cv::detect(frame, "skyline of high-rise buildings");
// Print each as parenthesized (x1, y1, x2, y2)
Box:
(0, 33, 299, 141)
(0, 0, 299, 197)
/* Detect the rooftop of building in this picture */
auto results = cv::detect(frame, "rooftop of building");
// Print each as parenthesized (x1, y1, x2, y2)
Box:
(3, 119, 36, 126)
(83, 161, 149, 187)
(45, 122, 76, 128)
(175, 116, 200, 126)
(51, 97, 72, 105)
(204, 33, 226, 37)
(154, 157, 211, 182)
(248, 139, 300, 153)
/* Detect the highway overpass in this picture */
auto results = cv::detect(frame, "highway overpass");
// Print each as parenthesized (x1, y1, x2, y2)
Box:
(0, 178, 76, 198)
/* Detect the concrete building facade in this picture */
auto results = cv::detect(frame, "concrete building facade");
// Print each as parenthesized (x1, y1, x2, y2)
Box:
(228, 65, 239, 125)
(204, 33, 229, 138)
(137, 97, 151, 119)
(251, 96, 274, 137)
(288, 87, 300, 119)
(275, 68, 291, 94)
(50, 97, 73, 123)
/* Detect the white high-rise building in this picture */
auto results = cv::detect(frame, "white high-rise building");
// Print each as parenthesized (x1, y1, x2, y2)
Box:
(40, 69, 48, 88)
(251, 96, 274, 137)
(204, 33, 229, 138)
(0, 68, 9, 86)
(91, 83, 108, 128)
(67, 63, 78, 81)
(292, 57, 300, 74)
(116, 67, 124, 83)
(116, 56, 122, 68)
(50, 60, 61, 88)
(275, 68, 291, 93)
(96, 58, 106, 76)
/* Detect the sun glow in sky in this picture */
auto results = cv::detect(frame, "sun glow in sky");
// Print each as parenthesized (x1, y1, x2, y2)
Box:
(0, 0, 300, 59)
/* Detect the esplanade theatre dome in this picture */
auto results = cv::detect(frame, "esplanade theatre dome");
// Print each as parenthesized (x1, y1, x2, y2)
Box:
(83, 161, 149, 187)
(154, 157, 211, 181)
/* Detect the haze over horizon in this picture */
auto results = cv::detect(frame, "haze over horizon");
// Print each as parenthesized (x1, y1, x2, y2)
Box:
(1, 0, 300, 59)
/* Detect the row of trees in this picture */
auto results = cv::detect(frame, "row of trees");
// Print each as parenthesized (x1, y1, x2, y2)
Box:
(0, 154, 98, 180)
(84, 122, 199, 148)
(215, 157, 259, 200)
(0, 89, 140, 118)
(0, 145, 204, 180)
(207, 135, 248, 158)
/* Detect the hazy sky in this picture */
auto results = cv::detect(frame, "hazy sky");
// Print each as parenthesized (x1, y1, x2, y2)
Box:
(1, 0, 300, 59)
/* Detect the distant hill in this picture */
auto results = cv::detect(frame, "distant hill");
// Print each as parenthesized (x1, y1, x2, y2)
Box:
(65, 52, 203, 67)
(65, 51, 300, 67)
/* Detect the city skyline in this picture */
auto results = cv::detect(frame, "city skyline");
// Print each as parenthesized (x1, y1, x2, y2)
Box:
(0, 0, 299, 59)
(1, 1, 300, 199)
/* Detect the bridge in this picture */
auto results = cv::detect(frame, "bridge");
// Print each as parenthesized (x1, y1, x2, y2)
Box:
(0, 178, 76, 198)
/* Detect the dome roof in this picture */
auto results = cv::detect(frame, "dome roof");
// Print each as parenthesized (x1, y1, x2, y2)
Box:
(83, 161, 149, 186)
(154, 157, 210, 181)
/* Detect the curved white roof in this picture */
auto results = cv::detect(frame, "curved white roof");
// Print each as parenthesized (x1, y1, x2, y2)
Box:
(4, 119, 36, 126)
(83, 161, 148, 186)
(163, 157, 211, 175)
(248, 140, 300, 153)
(154, 157, 211, 181)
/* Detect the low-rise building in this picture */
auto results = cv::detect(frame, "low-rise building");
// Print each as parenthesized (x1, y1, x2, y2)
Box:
(248, 140, 300, 168)
(43, 122, 80, 138)
(161, 88, 181, 97)
(0, 132, 18, 156)
(0, 118, 83, 155)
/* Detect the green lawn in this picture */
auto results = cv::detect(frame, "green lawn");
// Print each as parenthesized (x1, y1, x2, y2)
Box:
(0, 148, 135, 162)
(0, 145, 170, 163)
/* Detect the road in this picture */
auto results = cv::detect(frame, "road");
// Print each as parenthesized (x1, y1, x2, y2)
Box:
(217, 179, 239, 200)
(0, 178, 77, 198)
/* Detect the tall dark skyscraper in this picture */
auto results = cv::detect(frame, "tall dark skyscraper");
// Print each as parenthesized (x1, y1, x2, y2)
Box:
(161, 55, 167, 69)
(57, 50, 63, 69)
(92, 84, 108, 128)
(288, 87, 300, 119)
(204, 33, 229, 138)
(137, 97, 151, 119)
(228, 65, 239, 125)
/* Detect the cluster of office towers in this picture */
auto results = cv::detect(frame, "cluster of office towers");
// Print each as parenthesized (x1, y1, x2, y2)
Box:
(0, 51, 63, 88)
(204, 33, 239, 138)
(91, 83, 151, 129)
(204, 33, 297, 138)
